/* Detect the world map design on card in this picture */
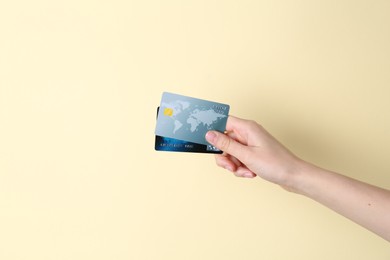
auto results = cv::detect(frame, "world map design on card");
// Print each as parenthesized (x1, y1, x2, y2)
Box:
(155, 92, 230, 146)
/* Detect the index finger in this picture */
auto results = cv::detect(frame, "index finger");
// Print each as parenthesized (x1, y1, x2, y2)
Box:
(225, 115, 254, 144)
(225, 115, 252, 132)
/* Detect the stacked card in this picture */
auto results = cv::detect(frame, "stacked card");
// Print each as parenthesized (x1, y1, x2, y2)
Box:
(154, 92, 230, 154)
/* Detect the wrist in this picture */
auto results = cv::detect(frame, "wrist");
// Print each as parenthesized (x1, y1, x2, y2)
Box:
(281, 158, 315, 194)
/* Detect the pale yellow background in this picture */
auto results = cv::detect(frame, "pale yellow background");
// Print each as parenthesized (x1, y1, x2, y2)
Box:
(0, 1, 389, 259)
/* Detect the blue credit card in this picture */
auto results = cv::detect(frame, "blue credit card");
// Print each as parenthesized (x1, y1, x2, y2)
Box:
(155, 135, 223, 153)
(155, 107, 222, 154)
(155, 92, 230, 146)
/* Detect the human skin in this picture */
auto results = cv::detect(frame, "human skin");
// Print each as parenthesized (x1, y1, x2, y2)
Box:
(205, 116, 390, 241)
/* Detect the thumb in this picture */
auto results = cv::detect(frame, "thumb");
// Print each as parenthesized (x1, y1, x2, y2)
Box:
(206, 131, 251, 162)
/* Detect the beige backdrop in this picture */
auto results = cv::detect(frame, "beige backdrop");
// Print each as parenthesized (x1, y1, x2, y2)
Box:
(1, 1, 389, 259)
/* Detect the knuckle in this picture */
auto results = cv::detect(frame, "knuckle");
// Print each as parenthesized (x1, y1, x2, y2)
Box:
(247, 120, 260, 131)
(218, 135, 231, 151)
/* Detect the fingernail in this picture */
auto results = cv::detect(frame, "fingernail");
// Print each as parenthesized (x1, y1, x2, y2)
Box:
(205, 131, 217, 144)
(243, 172, 254, 178)
(224, 166, 233, 172)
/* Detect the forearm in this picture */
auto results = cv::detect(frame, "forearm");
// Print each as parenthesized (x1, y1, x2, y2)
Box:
(291, 161, 390, 241)
(206, 117, 390, 241)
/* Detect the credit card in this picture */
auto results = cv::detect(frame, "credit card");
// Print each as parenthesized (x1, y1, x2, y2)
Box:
(155, 135, 223, 153)
(155, 107, 222, 153)
(155, 92, 229, 146)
